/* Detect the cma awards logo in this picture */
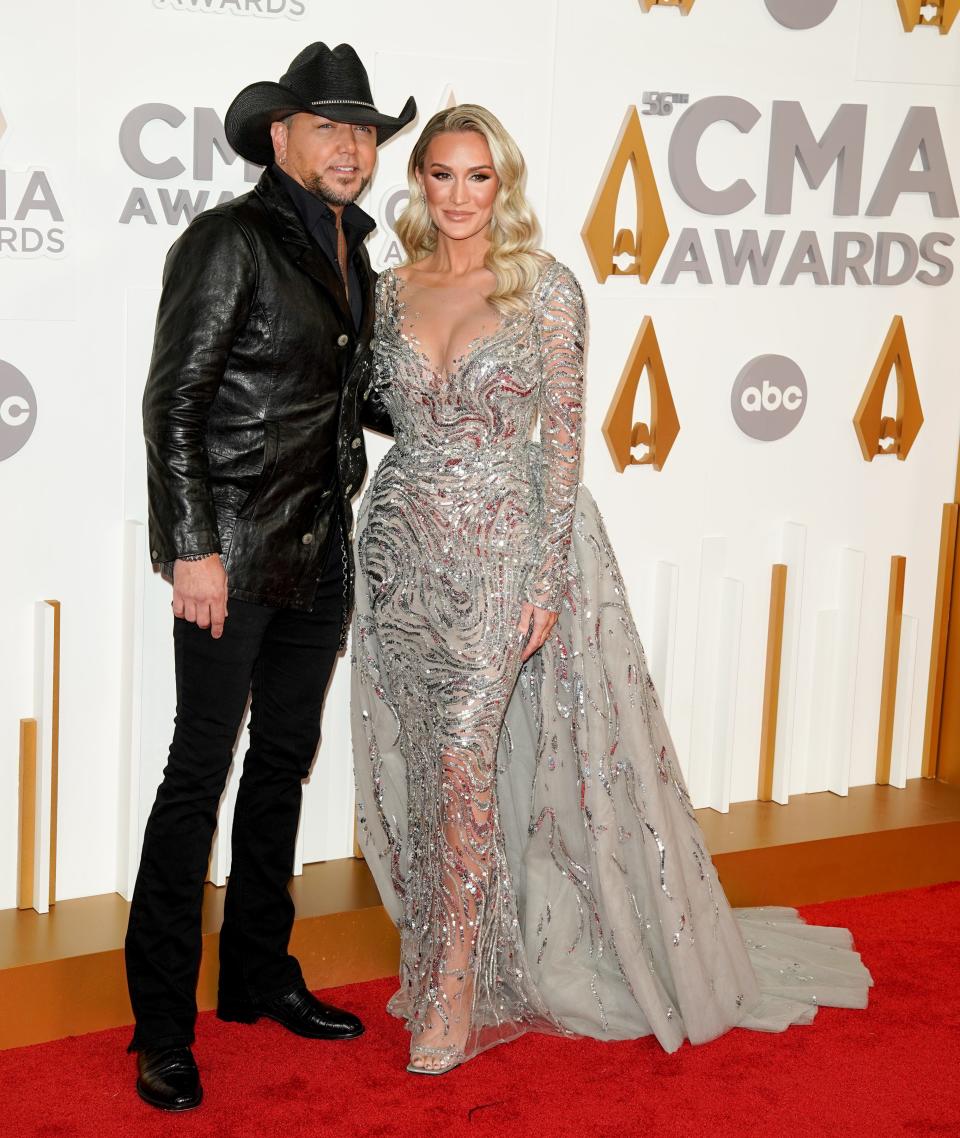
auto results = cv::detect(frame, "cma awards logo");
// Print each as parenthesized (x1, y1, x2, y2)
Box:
(153, 0, 306, 16)
(118, 105, 260, 225)
(0, 106, 66, 256)
(638, 0, 839, 23)
(641, 0, 957, 31)
(376, 187, 410, 268)
(0, 360, 37, 462)
(583, 99, 958, 288)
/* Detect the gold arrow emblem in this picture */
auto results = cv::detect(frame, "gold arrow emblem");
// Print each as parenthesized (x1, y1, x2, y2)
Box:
(581, 107, 669, 285)
(897, 0, 958, 34)
(602, 317, 680, 472)
(854, 315, 923, 461)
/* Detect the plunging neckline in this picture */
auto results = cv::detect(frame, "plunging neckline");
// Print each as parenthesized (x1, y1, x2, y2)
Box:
(387, 267, 510, 381)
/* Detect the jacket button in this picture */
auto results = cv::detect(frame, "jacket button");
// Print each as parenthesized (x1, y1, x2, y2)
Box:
(351, 437, 361, 449)
(337, 333, 349, 347)
(151, 550, 159, 559)
(302, 533, 314, 545)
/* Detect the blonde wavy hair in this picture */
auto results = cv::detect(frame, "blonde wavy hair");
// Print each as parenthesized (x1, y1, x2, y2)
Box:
(394, 104, 552, 315)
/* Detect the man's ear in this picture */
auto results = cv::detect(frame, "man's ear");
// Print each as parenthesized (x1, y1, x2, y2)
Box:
(270, 120, 288, 163)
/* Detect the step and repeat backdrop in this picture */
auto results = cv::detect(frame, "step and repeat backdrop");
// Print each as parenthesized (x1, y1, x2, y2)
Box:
(1, 0, 958, 909)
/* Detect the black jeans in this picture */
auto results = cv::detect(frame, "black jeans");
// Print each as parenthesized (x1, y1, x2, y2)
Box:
(125, 524, 345, 1051)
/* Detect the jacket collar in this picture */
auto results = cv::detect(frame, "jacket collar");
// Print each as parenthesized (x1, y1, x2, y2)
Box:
(271, 163, 376, 251)
(255, 166, 374, 332)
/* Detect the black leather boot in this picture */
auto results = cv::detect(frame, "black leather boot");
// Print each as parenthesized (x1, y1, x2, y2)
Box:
(136, 1045, 202, 1111)
(218, 985, 364, 1040)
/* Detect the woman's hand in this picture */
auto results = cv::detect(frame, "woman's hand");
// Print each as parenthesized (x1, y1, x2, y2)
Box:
(517, 601, 558, 663)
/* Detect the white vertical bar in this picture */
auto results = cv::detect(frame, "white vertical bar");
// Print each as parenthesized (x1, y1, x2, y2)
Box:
(118, 521, 146, 900)
(293, 789, 305, 877)
(706, 577, 743, 813)
(32, 602, 55, 915)
(806, 610, 837, 793)
(209, 824, 230, 887)
(303, 644, 354, 865)
(889, 614, 918, 790)
(649, 560, 679, 719)
(826, 547, 865, 797)
(773, 522, 807, 805)
(687, 535, 726, 805)
(208, 735, 243, 887)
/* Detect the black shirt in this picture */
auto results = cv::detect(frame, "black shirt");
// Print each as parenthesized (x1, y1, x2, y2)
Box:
(271, 163, 375, 331)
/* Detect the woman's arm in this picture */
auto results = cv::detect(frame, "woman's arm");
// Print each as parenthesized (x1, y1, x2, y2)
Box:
(525, 261, 587, 614)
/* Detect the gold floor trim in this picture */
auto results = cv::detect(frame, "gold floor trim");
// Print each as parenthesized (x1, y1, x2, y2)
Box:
(3, 780, 959, 1051)
(17, 719, 37, 911)
(876, 555, 907, 785)
(922, 503, 958, 778)
(758, 563, 788, 802)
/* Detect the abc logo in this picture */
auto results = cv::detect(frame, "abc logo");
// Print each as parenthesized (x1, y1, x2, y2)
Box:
(764, 0, 838, 29)
(731, 355, 807, 441)
(0, 359, 37, 461)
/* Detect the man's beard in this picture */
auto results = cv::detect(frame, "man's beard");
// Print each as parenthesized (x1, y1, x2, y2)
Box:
(303, 170, 370, 208)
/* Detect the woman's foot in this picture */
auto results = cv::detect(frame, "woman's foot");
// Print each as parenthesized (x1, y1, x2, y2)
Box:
(407, 967, 473, 1073)
(406, 1041, 467, 1076)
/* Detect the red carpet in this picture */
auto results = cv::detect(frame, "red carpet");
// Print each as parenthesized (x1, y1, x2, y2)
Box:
(1, 883, 958, 1138)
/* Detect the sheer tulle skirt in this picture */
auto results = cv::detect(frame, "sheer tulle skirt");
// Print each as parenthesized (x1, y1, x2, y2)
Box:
(352, 478, 872, 1059)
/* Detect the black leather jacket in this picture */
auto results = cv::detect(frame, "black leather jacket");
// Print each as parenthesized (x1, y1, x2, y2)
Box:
(142, 167, 392, 646)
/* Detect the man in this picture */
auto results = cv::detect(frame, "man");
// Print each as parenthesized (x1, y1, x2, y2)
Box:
(126, 42, 413, 1112)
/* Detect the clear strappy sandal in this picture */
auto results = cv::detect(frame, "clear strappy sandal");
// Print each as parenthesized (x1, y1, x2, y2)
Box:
(406, 966, 472, 1076)
(406, 1042, 467, 1076)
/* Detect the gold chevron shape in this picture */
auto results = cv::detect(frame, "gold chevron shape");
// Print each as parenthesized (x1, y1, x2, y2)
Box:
(602, 317, 680, 472)
(638, 0, 696, 12)
(582, 107, 669, 284)
(854, 315, 923, 462)
(897, 0, 959, 33)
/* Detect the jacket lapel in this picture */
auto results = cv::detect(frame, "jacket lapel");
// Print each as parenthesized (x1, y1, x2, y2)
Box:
(256, 169, 353, 328)
(291, 242, 353, 328)
(355, 250, 376, 348)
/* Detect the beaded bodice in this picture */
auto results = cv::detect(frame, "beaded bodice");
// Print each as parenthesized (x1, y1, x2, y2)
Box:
(368, 261, 586, 610)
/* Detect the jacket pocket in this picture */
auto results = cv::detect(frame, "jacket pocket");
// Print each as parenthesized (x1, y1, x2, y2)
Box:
(237, 419, 280, 521)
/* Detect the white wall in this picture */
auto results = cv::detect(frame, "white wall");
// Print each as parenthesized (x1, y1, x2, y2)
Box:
(1, 0, 958, 906)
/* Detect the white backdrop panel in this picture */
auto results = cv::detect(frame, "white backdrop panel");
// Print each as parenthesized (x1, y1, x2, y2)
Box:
(0, 0, 958, 906)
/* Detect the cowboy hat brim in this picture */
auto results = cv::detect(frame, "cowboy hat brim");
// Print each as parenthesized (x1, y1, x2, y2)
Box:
(225, 81, 416, 166)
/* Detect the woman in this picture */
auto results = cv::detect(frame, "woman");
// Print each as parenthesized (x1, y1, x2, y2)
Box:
(351, 105, 872, 1075)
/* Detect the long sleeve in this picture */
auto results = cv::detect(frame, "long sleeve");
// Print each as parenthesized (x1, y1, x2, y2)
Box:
(525, 262, 586, 612)
(361, 273, 396, 438)
(142, 213, 256, 562)
(358, 269, 394, 437)
(359, 355, 394, 437)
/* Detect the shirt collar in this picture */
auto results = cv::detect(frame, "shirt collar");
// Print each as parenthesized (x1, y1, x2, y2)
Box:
(271, 163, 376, 245)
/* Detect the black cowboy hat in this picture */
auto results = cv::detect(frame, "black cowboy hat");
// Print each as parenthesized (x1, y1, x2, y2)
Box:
(225, 42, 416, 166)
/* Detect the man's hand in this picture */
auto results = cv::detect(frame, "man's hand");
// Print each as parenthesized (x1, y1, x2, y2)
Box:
(172, 556, 229, 639)
(517, 601, 559, 663)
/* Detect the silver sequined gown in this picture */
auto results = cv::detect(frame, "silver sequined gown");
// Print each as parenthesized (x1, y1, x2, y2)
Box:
(352, 261, 871, 1060)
